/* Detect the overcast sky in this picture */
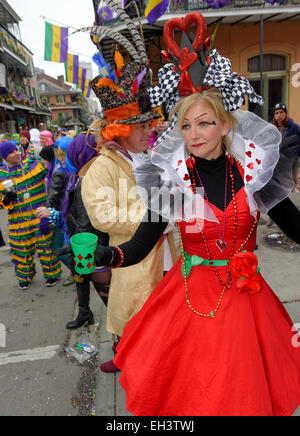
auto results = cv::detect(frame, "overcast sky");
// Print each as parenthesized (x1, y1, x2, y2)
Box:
(8, 0, 97, 80)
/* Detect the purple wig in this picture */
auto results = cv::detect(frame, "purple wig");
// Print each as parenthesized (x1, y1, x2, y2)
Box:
(67, 133, 98, 173)
(61, 134, 98, 222)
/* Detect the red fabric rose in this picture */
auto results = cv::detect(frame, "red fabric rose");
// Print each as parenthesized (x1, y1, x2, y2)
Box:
(229, 251, 261, 294)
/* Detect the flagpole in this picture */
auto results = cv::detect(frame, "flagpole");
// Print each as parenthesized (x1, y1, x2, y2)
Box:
(40, 15, 78, 31)
(41, 15, 93, 60)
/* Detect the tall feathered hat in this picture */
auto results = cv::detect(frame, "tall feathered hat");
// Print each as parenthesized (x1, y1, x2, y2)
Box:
(72, 0, 159, 125)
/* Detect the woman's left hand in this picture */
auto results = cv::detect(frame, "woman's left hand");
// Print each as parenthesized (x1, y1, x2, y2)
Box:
(36, 206, 51, 219)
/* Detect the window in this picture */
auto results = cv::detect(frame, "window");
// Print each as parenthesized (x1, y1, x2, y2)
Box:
(248, 54, 286, 73)
(248, 54, 288, 121)
(57, 95, 66, 104)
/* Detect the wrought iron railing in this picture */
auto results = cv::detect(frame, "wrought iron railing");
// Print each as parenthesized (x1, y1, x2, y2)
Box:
(93, 0, 300, 17)
(169, 0, 300, 12)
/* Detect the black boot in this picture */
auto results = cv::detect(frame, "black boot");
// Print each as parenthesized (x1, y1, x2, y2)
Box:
(66, 280, 95, 330)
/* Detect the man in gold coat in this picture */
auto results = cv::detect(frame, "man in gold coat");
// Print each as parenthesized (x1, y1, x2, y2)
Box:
(82, 60, 166, 372)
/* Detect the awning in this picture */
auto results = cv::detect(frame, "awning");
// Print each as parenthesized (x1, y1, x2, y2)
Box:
(32, 110, 52, 116)
(0, 0, 21, 24)
(99, 4, 300, 63)
(14, 103, 33, 111)
(0, 101, 14, 110)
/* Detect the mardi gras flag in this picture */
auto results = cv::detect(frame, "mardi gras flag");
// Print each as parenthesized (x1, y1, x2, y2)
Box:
(82, 79, 91, 98)
(97, 0, 124, 25)
(78, 68, 87, 91)
(64, 54, 79, 85)
(145, 0, 169, 25)
(44, 22, 68, 63)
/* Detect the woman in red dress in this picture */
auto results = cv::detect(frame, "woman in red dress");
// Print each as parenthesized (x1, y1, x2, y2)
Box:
(92, 11, 300, 415)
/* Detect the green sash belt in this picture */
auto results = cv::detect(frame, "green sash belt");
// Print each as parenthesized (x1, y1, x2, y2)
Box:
(182, 251, 229, 279)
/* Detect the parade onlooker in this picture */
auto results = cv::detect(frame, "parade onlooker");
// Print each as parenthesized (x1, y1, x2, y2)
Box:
(20, 130, 41, 159)
(272, 103, 300, 196)
(36, 133, 111, 328)
(272, 103, 300, 145)
(0, 141, 61, 290)
(39, 145, 55, 193)
(40, 130, 54, 147)
(37, 138, 75, 286)
(30, 128, 41, 148)
(64, 133, 111, 328)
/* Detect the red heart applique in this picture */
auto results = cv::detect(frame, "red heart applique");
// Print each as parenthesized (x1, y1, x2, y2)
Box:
(163, 12, 207, 59)
(246, 151, 252, 158)
(247, 163, 254, 170)
(184, 174, 190, 181)
(256, 159, 261, 165)
(249, 143, 256, 149)
(180, 47, 198, 70)
(246, 175, 253, 182)
(177, 160, 183, 166)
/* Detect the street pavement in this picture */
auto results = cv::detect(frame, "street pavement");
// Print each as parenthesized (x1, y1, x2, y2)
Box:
(0, 209, 105, 416)
(0, 193, 300, 416)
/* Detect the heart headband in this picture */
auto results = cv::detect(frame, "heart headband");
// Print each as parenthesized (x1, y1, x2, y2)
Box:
(148, 12, 263, 119)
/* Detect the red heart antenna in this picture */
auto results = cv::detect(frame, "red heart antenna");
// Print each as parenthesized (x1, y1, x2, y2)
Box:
(163, 12, 207, 59)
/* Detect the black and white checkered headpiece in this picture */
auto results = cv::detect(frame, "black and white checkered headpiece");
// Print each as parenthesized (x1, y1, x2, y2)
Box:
(204, 50, 264, 111)
(148, 64, 181, 114)
(149, 49, 263, 148)
(148, 51, 263, 116)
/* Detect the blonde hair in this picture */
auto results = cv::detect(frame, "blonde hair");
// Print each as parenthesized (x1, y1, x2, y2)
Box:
(170, 89, 236, 152)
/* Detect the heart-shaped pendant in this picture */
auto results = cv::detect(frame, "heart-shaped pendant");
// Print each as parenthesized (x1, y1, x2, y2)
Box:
(216, 239, 228, 253)
(164, 12, 207, 59)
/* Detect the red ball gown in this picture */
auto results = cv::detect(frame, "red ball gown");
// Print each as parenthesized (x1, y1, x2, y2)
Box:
(114, 186, 300, 416)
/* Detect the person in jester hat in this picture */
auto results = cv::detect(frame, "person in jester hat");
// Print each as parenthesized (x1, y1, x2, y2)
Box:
(0, 141, 61, 290)
(81, 0, 171, 373)
(90, 11, 300, 415)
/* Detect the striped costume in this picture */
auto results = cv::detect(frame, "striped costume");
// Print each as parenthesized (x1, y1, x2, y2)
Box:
(0, 157, 61, 283)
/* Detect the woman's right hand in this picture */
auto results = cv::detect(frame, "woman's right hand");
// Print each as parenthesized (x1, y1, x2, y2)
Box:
(36, 206, 51, 219)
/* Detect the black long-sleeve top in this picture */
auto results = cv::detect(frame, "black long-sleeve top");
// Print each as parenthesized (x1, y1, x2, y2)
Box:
(99, 153, 300, 267)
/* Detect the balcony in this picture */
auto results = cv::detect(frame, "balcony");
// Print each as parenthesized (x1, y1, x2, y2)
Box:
(0, 25, 32, 76)
(168, 0, 300, 12)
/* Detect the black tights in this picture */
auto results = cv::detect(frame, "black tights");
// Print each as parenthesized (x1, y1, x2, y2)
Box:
(90, 270, 111, 307)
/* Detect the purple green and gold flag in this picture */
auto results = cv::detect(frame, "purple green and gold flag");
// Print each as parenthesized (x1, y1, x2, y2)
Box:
(83, 79, 91, 98)
(44, 22, 68, 63)
(145, 0, 169, 25)
(78, 68, 87, 91)
(64, 54, 79, 85)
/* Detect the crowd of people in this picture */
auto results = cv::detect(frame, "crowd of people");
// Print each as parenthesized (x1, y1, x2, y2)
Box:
(1, 3, 300, 416)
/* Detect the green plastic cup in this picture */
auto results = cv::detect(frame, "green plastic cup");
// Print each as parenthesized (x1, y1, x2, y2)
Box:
(70, 233, 98, 275)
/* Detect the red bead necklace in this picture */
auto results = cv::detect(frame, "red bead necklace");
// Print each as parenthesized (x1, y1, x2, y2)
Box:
(186, 154, 238, 290)
(194, 161, 229, 252)
(179, 154, 259, 318)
